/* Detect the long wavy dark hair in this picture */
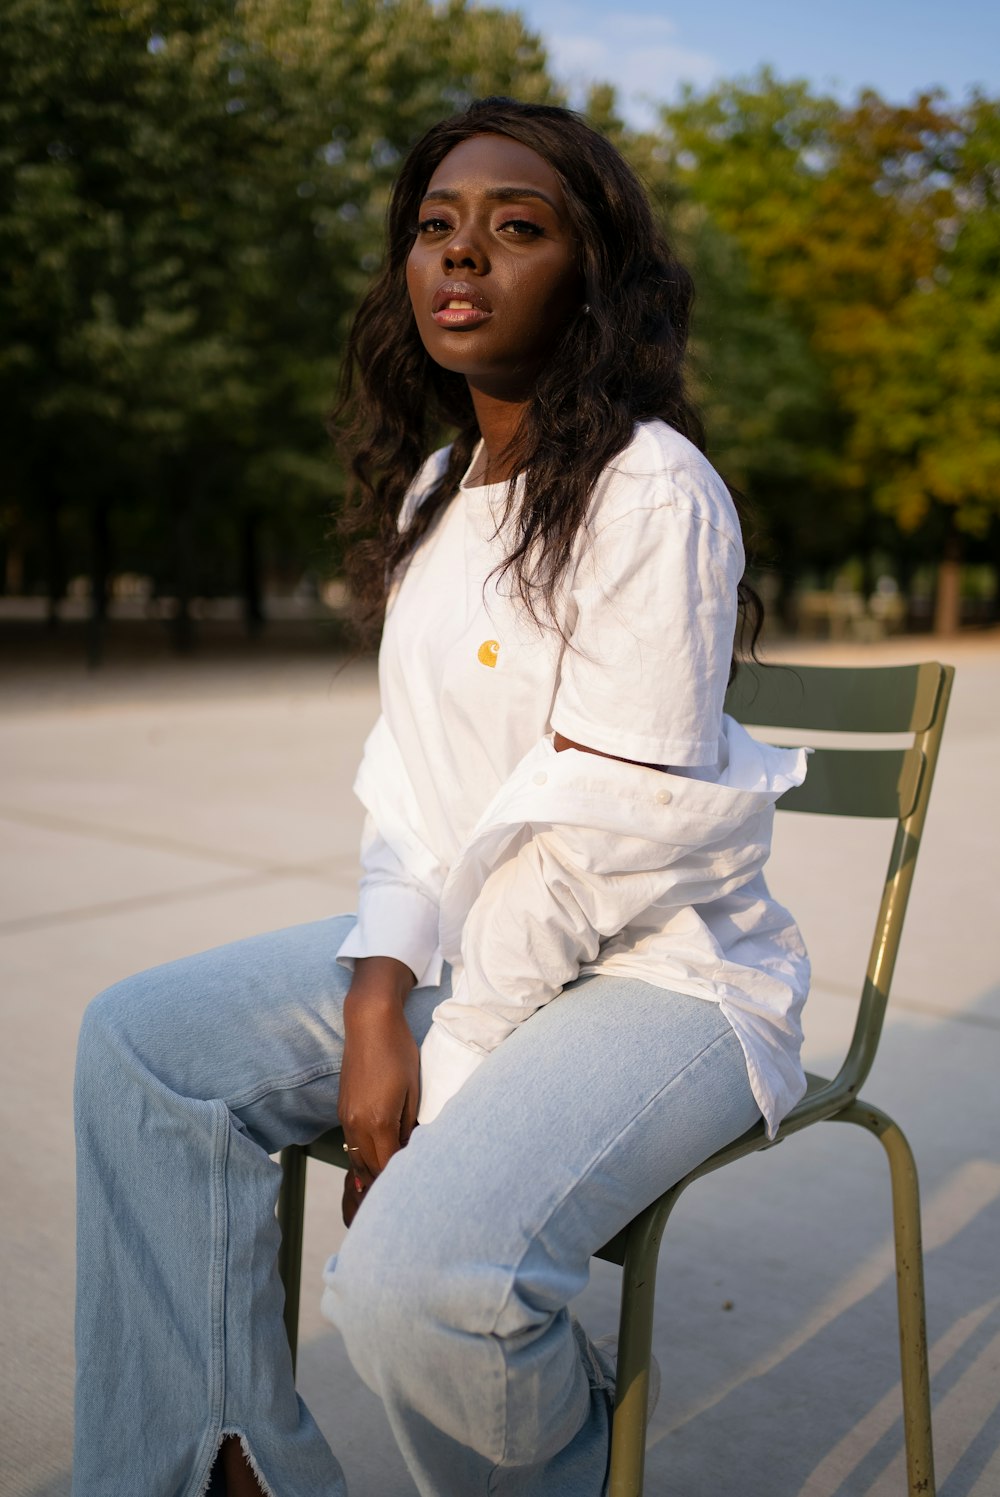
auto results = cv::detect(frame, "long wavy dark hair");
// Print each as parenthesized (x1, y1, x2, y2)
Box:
(332, 96, 762, 660)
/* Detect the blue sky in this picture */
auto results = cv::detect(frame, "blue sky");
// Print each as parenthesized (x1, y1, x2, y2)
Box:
(496, 0, 1000, 127)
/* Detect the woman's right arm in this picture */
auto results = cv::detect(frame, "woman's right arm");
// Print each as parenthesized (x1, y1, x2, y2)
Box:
(334, 757, 442, 1213)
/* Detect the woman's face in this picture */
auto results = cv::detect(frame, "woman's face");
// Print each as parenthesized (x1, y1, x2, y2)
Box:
(405, 133, 584, 401)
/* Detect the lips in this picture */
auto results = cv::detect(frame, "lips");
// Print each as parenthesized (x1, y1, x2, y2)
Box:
(431, 281, 493, 328)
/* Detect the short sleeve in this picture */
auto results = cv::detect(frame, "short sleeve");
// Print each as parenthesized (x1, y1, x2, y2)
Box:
(551, 498, 743, 767)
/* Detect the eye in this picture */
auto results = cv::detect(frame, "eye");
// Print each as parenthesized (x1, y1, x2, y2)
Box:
(416, 216, 453, 235)
(497, 218, 544, 237)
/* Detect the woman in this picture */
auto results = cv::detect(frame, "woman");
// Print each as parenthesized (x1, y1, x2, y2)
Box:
(73, 98, 809, 1496)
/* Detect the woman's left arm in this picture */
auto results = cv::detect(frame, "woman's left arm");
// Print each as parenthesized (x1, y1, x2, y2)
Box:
(416, 736, 795, 1123)
(553, 733, 667, 772)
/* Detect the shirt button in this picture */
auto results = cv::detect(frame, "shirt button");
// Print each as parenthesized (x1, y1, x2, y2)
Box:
(532, 771, 548, 786)
(655, 788, 673, 806)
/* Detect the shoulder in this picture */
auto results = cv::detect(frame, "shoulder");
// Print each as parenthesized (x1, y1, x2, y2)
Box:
(398, 443, 454, 528)
(587, 421, 743, 554)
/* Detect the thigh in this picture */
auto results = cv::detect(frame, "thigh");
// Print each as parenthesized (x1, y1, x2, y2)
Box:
(340, 975, 760, 1320)
(83, 916, 443, 1152)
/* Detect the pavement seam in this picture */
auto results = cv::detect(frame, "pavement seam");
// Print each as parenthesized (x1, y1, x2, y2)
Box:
(0, 802, 288, 871)
(0, 802, 356, 880)
(0, 867, 354, 936)
(811, 975, 1000, 1031)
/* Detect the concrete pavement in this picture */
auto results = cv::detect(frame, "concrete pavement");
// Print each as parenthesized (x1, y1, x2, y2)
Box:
(1, 634, 998, 1496)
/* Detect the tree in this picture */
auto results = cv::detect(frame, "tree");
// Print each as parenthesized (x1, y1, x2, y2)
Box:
(646, 73, 998, 628)
(0, 0, 557, 655)
(832, 93, 1000, 631)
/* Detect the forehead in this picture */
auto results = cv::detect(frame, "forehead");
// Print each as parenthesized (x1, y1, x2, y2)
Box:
(423, 133, 565, 208)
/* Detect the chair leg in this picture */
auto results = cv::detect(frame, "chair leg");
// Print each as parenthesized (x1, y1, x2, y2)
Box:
(607, 1185, 685, 1497)
(835, 1102, 936, 1496)
(277, 1144, 308, 1376)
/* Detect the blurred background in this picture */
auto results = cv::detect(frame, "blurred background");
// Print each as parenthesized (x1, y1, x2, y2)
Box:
(2, 0, 999, 668)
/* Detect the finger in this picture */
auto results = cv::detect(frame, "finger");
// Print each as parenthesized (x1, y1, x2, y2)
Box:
(399, 1086, 418, 1148)
(341, 1133, 376, 1184)
(341, 1184, 356, 1228)
(370, 1118, 404, 1174)
(341, 1173, 365, 1228)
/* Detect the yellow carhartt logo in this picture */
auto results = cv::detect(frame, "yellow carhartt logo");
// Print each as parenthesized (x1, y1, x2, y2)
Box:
(477, 639, 500, 668)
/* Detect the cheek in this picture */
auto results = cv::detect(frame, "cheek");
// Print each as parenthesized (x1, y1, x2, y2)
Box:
(405, 254, 420, 310)
(406, 247, 436, 315)
(520, 262, 581, 331)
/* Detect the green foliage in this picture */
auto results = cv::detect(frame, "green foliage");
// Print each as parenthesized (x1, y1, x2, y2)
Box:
(840, 92, 1000, 538)
(1, 0, 554, 612)
(642, 71, 1000, 606)
(3, 14, 998, 636)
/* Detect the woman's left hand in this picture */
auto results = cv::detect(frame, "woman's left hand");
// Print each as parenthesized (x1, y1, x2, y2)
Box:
(341, 1155, 376, 1227)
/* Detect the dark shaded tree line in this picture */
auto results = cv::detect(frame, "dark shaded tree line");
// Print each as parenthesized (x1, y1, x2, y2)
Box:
(2, 3, 997, 653)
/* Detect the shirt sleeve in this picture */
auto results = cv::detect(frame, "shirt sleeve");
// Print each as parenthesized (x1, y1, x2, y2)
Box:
(417, 801, 767, 1123)
(337, 814, 443, 989)
(551, 500, 743, 767)
(415, 732, 804, 1125)
(418, 818, 614, 1122)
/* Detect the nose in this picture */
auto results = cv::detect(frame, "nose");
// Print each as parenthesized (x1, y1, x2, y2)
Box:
(442, 229, 489, 275)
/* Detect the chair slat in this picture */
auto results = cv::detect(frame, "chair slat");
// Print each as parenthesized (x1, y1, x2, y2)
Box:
(726, 661, 944, 734)
(777, 746, 925, 819)
(308, 1127, 348, 1168)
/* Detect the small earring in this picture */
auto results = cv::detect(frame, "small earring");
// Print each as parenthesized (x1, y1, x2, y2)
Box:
(582, 303, 591, 314)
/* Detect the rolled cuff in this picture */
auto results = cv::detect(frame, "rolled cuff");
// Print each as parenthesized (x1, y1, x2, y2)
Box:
(336, 882, 443, 989)
(417, 1021, 487, 1124)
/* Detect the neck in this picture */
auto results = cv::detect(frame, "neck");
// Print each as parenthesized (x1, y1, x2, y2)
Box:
(467, 384, 530, 484)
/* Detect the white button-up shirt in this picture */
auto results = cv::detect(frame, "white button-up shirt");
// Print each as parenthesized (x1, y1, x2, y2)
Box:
(338, 421, 810, 1138)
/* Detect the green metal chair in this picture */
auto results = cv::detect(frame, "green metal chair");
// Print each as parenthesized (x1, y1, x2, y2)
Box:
(276, 659, 953, 1497)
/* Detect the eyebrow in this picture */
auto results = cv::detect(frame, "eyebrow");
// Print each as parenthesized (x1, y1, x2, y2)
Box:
(419, 186, 560, 213)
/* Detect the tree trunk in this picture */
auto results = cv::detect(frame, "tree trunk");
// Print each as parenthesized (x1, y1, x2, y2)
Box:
(4, 540, 25, 596)
(769, 521, 798, 635)
(87, 501, 111, 670)
(171, 500, 195, 654)
(858, 503, 878, 602)
(933, 524, 963, 636)
(895, 546, 916, 631)
(44, 491, 65, 629)
(241, 509, 265, 638)
(988, 522, 1000, 626)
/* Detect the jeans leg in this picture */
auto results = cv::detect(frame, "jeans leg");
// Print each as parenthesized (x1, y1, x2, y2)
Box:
(72, 915, 440, 1497)
(325, 974, 761, 1497)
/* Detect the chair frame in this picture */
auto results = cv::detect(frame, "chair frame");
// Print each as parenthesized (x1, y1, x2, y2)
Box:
(276, 659, 953, 1497)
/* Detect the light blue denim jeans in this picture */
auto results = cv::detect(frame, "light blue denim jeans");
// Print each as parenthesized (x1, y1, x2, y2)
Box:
(73, 915, 760, 1496)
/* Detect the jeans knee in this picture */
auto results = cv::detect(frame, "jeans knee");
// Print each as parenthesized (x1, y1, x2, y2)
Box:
(76, 986, 118, 1077)
(75, 974, 154, 1105)
(325, 1194, 589, 1469)
(328, 1210, 435, 1352)
(325, 1218, 509, 1463)
(326, 1181, 511, 1365)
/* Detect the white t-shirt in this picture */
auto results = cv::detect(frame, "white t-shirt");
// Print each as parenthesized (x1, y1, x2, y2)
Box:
(338, 419, 810, 1137)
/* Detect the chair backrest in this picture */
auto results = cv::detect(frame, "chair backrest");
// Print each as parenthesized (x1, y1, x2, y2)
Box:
(724, 660, 954, 1116)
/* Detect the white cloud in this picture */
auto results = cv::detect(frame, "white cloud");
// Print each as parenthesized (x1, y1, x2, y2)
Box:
(612, 14, 684, 41)
(551, 34, 610, 72)
(535, 10, 720, 127)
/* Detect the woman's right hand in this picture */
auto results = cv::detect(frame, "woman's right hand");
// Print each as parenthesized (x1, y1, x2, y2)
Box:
(338, 956, 419, 1216)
